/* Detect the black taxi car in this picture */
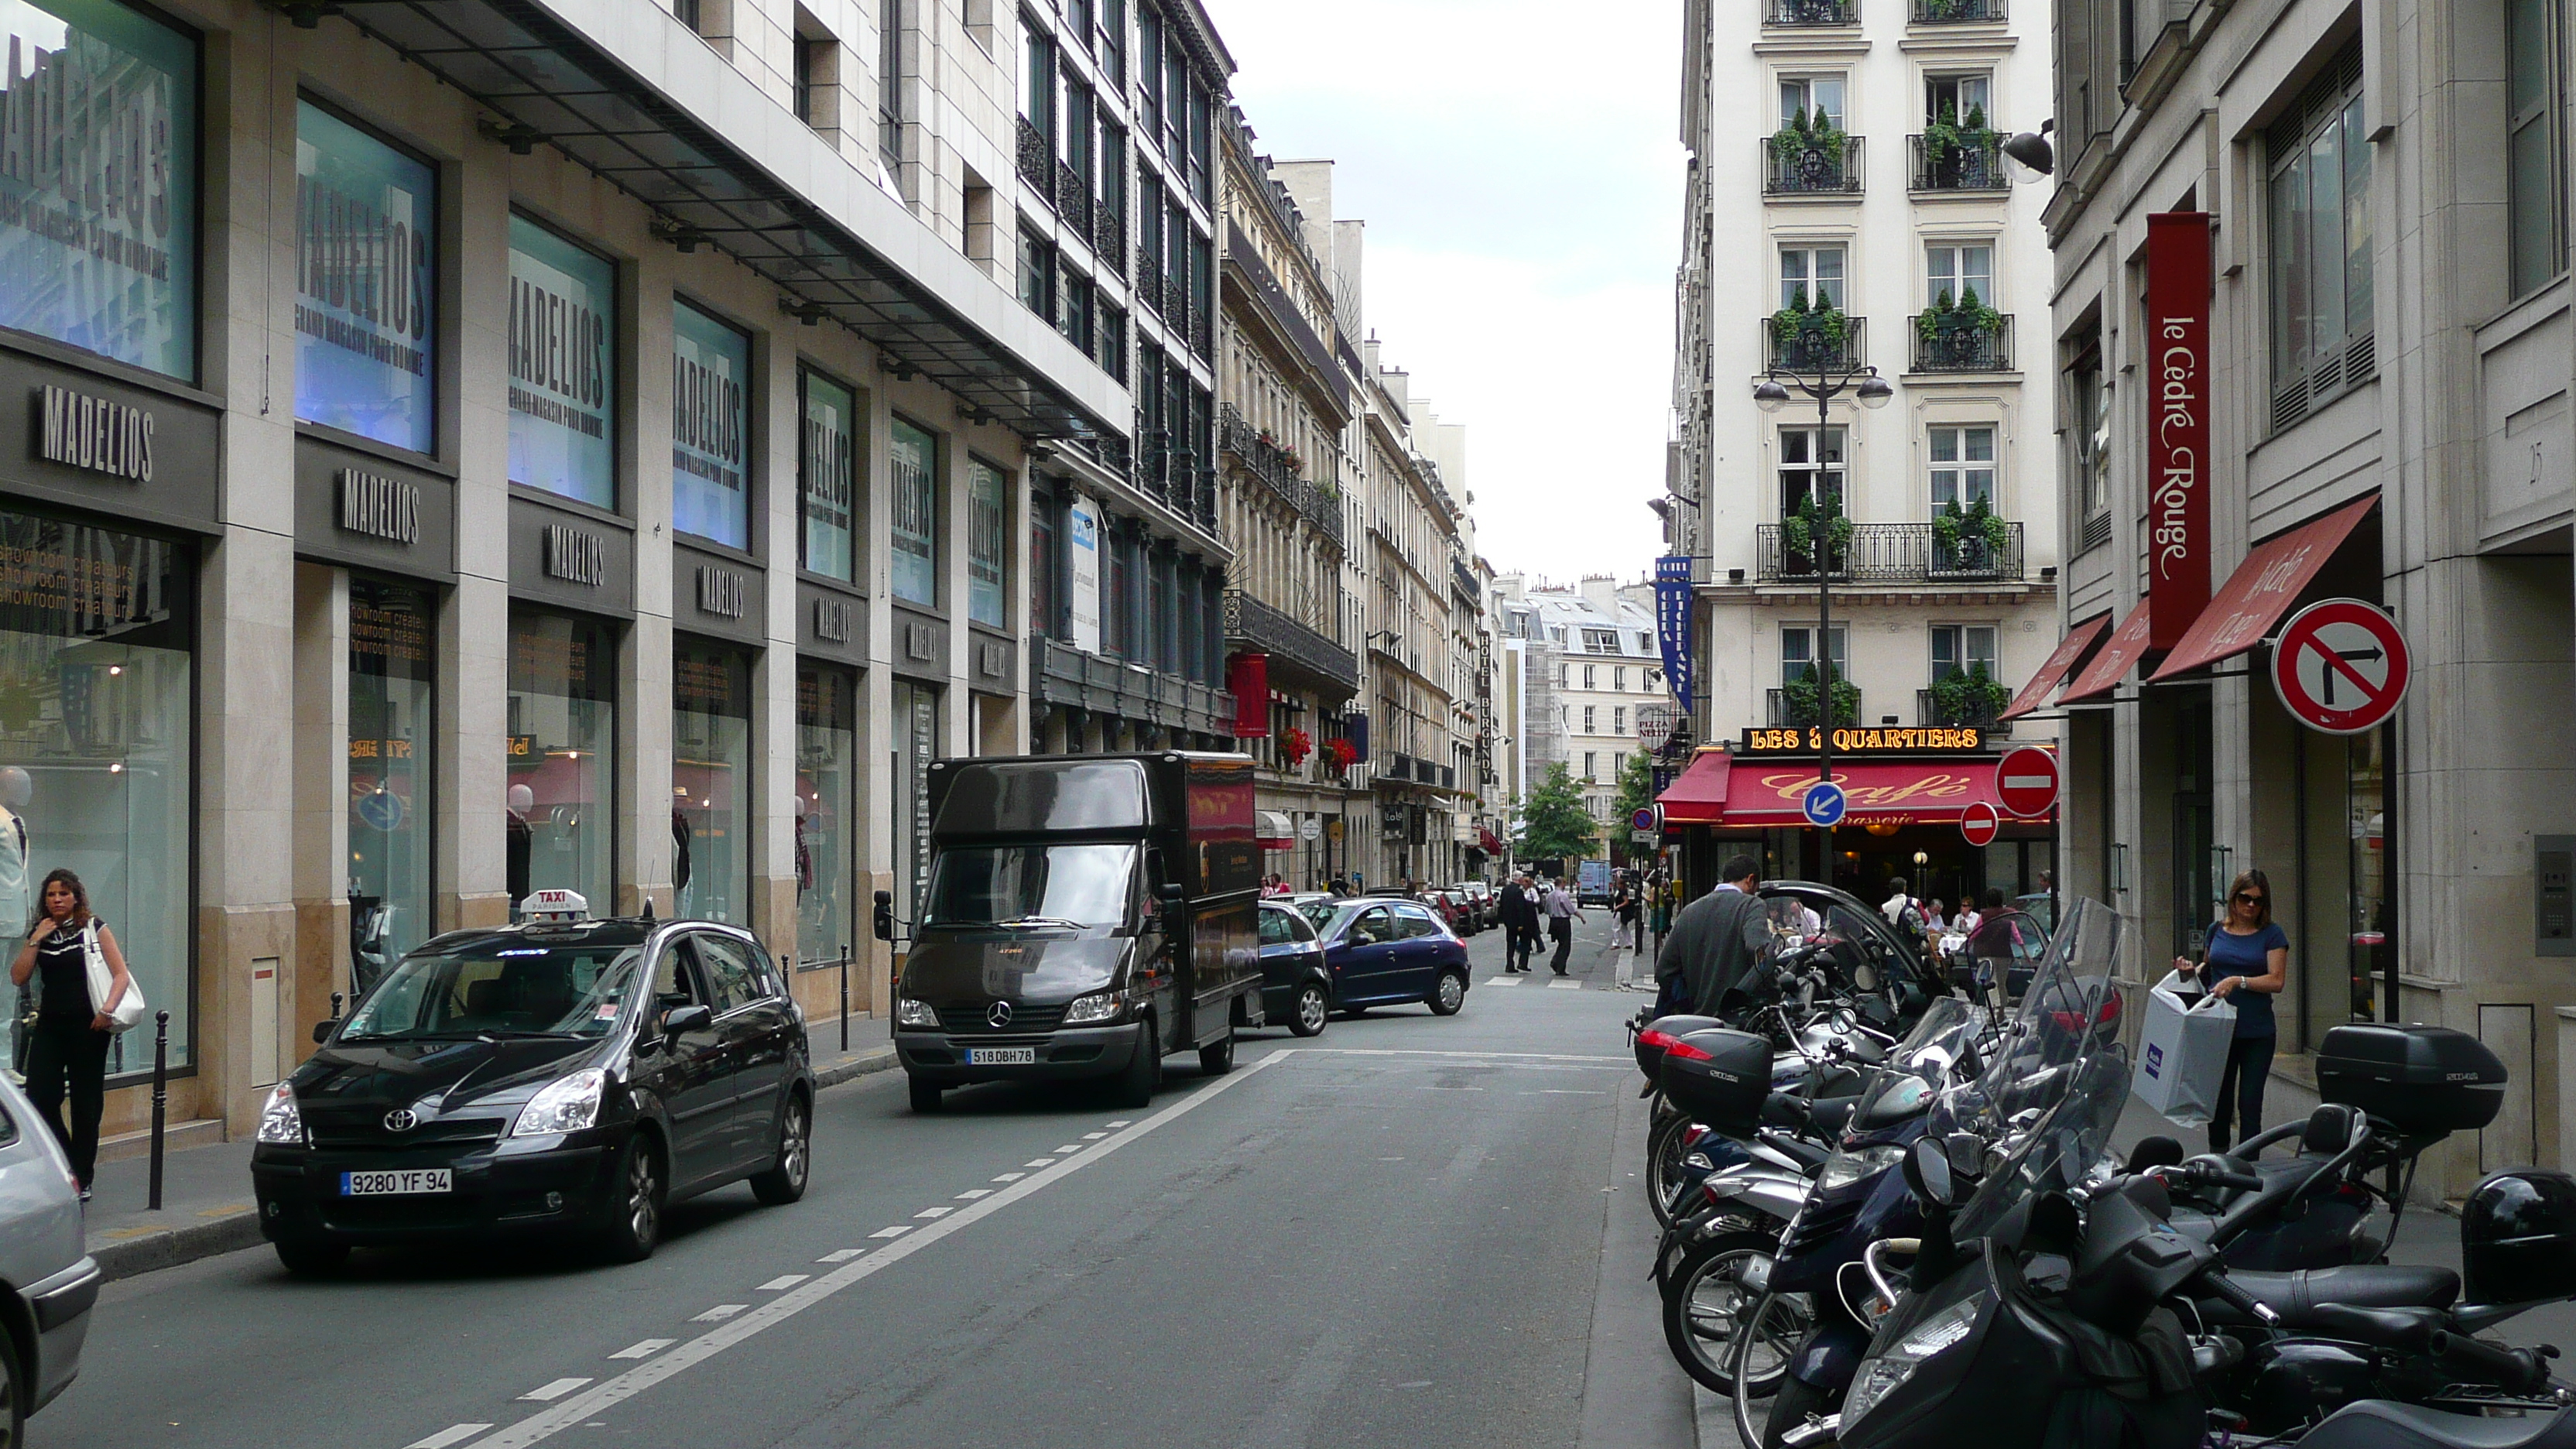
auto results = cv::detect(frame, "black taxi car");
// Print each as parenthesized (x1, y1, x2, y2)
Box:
(250, 892, 813, 1272)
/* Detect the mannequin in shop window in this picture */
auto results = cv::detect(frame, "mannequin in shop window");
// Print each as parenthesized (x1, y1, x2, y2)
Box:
(505, 783, 534, 907)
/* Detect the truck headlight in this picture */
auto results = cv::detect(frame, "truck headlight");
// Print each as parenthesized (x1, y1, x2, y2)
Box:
(896, 999, 940, 1028)
(1062, 991, 1121, 1025)
(255, 1082, 306, 1145)
(512, 1068, 608, 1136)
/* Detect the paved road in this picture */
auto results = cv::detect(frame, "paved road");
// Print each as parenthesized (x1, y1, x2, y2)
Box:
(41, 911, 1691, 1449)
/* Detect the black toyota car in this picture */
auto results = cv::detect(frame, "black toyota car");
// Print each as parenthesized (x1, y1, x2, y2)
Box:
(250, 899, 812, 1273)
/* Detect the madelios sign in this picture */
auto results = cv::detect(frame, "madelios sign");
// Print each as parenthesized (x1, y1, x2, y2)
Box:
(1740, 725, 1997, 757)
(2146, 213, 2211, 652)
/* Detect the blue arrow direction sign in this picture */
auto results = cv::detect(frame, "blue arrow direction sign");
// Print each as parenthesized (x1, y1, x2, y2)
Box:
(1801, 780, 1848, 828)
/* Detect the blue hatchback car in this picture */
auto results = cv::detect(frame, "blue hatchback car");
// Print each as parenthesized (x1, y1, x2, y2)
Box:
(1300, 897, 1471, 1018)
(1256, 901, 1334, 1037)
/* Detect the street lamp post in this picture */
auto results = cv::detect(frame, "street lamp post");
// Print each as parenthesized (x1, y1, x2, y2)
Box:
(1756, 358, 1891, 879)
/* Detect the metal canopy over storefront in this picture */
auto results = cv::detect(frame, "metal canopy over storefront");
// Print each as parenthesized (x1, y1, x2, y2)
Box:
(2148, 495, 2379, 680)
(336, 0, 1113, 439)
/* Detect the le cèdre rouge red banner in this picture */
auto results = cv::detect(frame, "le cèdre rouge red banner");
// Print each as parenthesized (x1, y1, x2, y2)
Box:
(2145, 212, 2212, 652)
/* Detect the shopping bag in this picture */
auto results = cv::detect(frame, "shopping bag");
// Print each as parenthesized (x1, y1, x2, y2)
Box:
(2132, 973, 2234, 1126)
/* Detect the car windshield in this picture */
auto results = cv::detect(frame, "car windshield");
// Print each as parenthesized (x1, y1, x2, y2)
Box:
(342, 944, 643, 1041)
(921, 843, 1137, 929)
(1295, 898, 1343, 930)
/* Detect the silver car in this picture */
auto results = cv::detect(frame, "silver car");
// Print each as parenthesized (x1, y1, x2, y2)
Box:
(0, 1069, 99, 1438)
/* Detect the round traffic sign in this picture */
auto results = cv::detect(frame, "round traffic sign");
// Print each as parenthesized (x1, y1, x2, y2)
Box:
(2271, 598, 2410, 735)
(1959, 800, 2001, 848)
(1630, 804, 1663, 834)
(1994, 745, 2060, 819)
(355, 786, 406, 833)
(1300, 816, 1322, 841)
(1801, 780, 1848, 828)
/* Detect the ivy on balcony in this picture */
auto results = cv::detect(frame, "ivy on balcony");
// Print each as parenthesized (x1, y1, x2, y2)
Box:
(1930, 497, 2013, 574)
(1771, 286, 1859, 371)
(1927, 662, 2011, 726)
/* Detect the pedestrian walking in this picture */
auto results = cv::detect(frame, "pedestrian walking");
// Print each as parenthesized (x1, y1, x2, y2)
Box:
(10, 869, 133, 1201)
(1615, 879, 1643, 953)
(2174, 868, 2288, 1153)
(1542, 879, 1584, 976)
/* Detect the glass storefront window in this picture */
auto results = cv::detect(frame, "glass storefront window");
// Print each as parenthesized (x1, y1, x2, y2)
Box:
(671, 300, 748, 548)
(891, 416, 937, 605)
(893, 680, 940, 916)
(800, 371, 857, 582)
(506, 611, 615, 914)
(673, 641, 749, 924)
(968, 456, 1007, 628)
(0, 0, 198, 382)
(0, 511, 192, 1076)
(348, 577, 433, 996)
(796, 666, 855, 962)
(507, 215, 617, 509)
(295, 99, 437, 454)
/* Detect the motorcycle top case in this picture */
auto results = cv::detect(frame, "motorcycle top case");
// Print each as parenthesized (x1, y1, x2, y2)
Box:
(1660, 1027, 1774, 1139)
(2463, 1169, 2576, 1307)
(1635, 1014, 1721, 1082)
(2314, 1023, 2506, 1135)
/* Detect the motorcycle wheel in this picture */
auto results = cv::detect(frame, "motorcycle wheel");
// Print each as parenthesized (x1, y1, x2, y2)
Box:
(1647, 1112, 1700, 1230)
(1663, 1232, 1802, 1396)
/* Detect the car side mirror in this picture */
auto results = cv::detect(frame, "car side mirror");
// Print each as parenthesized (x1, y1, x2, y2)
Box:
(663, 1003, 714, 1040)
(312, 1019, 339, 1045)
(1156, 882, 1185, 905)
(872, 890, 895, 942)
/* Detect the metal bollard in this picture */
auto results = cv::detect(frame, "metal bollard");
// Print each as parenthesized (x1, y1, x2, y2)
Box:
(838, 943, 851, 1053)
(148, 1009, 169, 1211)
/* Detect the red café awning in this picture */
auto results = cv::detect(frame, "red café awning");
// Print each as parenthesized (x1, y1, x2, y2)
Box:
(2148, 495, 2377, 680)
(2058, 598, 2156, 705)
(1999, 613, 2114, 721)
(1719, 759, 2017, 827)
(1655, 746, 1733, 825)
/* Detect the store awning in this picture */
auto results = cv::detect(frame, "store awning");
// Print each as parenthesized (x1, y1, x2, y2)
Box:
(1718, 760, 2021, 827)
(1480, 827, 1506, 854)
(1655, 747, 1735, 825)
(2058, 598, 2157, 705)
(2147, 495, 2378, 680)
(1256, 810, 1296, 851)
(1999, 613, 2115, 721)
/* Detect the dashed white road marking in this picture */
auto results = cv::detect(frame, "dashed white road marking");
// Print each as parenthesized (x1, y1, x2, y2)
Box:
(913, 1207, 953, 1219)
(608, 1341, 673, 1361)
(1105, 1118, 1133, 1127)
(1051, 1143, 1084, 1153)
(756, 1275, 809, 1291)
(407, 1427, 492, 1449)
(518, 1380, 591, 1403)
(817, 1249, 862, 1262)
(1485, 975, 1520, 986)
(954, 1189, 992, 1201)
(868, 1225, 913, 1239)
(1547, 977, 1581, 989)
(992, 1172, 1026, 1183)
(1081, 1132, 1109, 1140)
(688, 1305, 747, 1323)
(1529, 1089, 1607, 1095)
(1023, 1158, 1057, 1168)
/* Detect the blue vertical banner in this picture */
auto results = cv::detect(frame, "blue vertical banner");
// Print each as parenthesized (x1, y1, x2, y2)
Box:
(1654, 555, 1695, 709)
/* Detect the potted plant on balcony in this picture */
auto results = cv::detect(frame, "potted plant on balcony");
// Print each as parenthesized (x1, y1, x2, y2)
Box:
(1783, 663, 1862, 728)
(1921, 102, 2000, 186)
(1321, 736, 1358, 776)
(1779, 488, 1854, 574)
(1772, 286, 1854, 369)
(1914, 283, 2006, 368)
(1930, 661, 2011, 726)
(1280, 726, 1313, 768)
(1769, 105, 1849, 189)
(1930, 497, 2012, 572)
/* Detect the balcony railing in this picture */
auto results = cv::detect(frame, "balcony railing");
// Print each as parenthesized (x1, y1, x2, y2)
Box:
(1057, 160, 1089, 235)
(1763, 135, 1864, 196)
(1765, 687, 1866, 729)
(1136, 245, 1161, 312)
(1225, 589, 1359, 697)
(1451, 556, 1480, 604)
(1917, 687, 2014, 734)
(1029, 634, 1231, 738)
(1753, 521, 2028, 583)
(1016, 114, 1051, 194)
(1762, 315, 1867, 373)
(1766, 0, 1858, 21)
(1910, 313, 2013, 372)
(1164, 275, 1188, 330)
(1095, 200, 1125, 273)
(1908, 133, 2009, 192)
(1913, 0, 2004, 19)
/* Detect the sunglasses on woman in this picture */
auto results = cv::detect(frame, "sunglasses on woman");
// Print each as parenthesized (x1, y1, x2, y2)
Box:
(2234, 892, 2266, 905)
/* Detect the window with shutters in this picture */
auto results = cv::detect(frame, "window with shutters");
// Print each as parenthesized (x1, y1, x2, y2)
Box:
(2266, 45, 2373, 431)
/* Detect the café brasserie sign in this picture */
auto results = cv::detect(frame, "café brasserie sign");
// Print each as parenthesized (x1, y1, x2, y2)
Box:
(1740, 724, 1996, 757)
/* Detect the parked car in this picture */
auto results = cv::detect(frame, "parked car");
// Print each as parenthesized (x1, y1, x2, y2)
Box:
(1307, 898, 1471, 1016)
(1255, 900, 1332, 1037)
(1427, 887, 1475, 934)
(0, 1067, 99, 1438)
(252, 893, 814, 1273)
(1451, 881, 1495, 930)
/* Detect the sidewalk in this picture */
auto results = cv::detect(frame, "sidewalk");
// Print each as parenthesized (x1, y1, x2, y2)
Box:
(79, 1012, 895, 1283)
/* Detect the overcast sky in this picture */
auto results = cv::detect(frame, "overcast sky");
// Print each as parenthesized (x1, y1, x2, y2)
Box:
(1198, 0, 1684, 588)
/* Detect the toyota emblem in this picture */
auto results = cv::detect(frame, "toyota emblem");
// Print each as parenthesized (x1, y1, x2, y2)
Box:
(382, 1108, 420, 1133)
(986, 1001, 1014, 1029)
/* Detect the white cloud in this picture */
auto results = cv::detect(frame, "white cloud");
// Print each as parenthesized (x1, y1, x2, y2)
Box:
(1202, 0, 1684, 581)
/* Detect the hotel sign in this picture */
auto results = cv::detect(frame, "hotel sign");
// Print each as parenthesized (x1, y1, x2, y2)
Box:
(2146, 212, 2212, 652)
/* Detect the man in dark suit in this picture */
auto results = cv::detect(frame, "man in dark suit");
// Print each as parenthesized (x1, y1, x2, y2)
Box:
(1654, 855, 1772, 1016)
(1495, 872, 1539, 973)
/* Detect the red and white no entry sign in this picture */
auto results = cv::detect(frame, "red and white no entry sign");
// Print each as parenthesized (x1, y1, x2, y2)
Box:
(1960, 800, 2002, 848)
(2271, 598, 2410, 735)
(1994, 745, 2060, 819)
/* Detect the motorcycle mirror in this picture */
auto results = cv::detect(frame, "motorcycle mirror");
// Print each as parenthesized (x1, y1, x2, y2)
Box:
(1905, 1136, 1958, 1209)
(1944, 1131, 1986, 1185)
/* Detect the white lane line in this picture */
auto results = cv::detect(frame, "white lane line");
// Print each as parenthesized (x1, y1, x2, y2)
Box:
(991, 1172, 1026, 1183)
(1105, 1118, 1134, 1127)
(407, 1427, 492, 1449)
(518, 1379, 591, 1403)
(817, 1249, 863, 1262)
(608, 1341, 673, 1361)
(1530, 1089, 1607, 1095)
(954, 1189, 992, 1201)
(689, 1305, 747, 1323)
(1485, 975, 1520, 986)
(1023, 1158, 1057, 1168)
(756, 1275, 809, 1291)
(1081, 1132, 1108, 1140)
(1418, 1085, 1485, 1091)
(913, 1207, 953, 1219)
(868, 1225, 913, 1239)
(1052, 1143, 1084, 1153)
(451, 1050, 1290, 1449)
(1547, 977, 1581, 989)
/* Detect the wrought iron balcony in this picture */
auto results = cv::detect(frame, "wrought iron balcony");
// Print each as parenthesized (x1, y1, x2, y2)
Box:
(1451, 556, 1480, 604)
(1913, 0, 2004, 19)
(1165, 275, 1188, 329)
(1221, 404, 1303, 500)
(1765, 687, 1866, 729)
(1762, 135, 1864, 196)
(1016, 115, 1051, 194)
(1057, 161, 1089, 235)
(1908, 133, 2009, 192)
(1136, 245, 1161, 310)
(1910, 313, 2013, 372)
(1753, 521, 2028, 583)
(1917, 687, 2014, 734)
(1761, 315, 1867, 373)
(1095, 202, 1125, 273)
(1766, 0, 1858, 22)
(1225, 589, 1359, 698)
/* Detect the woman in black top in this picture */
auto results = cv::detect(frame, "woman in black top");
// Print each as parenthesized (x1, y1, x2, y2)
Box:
(9, 869, 133, 1199)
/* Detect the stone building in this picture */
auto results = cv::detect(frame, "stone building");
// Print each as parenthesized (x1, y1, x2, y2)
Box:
(1495, 577, 1665, 857)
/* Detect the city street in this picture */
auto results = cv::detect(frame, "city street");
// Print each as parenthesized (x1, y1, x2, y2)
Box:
(42, 913, 1694, 1449)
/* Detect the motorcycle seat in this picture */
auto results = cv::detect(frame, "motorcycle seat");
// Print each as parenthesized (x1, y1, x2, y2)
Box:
(2297, 1400, 2576, 1449)
(2225, 1263, 2462, 1317)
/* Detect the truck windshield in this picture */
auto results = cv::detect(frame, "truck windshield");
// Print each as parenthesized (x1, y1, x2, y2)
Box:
(341, 946, 643, 1041)
(923, 843, 1138, 929)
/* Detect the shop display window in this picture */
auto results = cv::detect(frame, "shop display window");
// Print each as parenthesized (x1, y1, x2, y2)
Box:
(506, 611, 615, 915)
(673, 641, 750, 924)
(348, 577, 433, 995)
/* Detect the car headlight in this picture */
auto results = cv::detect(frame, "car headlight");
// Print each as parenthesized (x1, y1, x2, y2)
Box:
(255, 1082, 306, 1145)
(896, 998, 940, 1028)
(1817, 1143, 1908, 1193)
(511, 1068, 608, 1136)
(1062, 991, 1121, 1025)
(1841, 1296, 1982, 1426)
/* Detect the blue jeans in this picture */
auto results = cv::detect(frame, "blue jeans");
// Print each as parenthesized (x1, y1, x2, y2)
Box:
(2211, 1033, 2276, 1153)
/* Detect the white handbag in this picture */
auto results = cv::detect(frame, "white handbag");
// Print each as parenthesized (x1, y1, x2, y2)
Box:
(80, 920, 146, 1033)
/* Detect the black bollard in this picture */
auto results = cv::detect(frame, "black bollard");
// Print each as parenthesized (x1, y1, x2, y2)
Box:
(148, 1009, 169, 1211)
(838, 943, 851, 1053)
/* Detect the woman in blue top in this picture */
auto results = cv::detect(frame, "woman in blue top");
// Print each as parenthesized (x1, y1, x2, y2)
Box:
(2173, 868, 2290, 1152)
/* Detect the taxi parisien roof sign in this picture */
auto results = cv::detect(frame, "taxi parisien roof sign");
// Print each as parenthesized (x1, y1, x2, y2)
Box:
(1738, 725, 1997, 758)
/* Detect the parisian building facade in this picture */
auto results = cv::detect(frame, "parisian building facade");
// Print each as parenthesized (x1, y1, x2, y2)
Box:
(1493, 576, 1665, 856)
